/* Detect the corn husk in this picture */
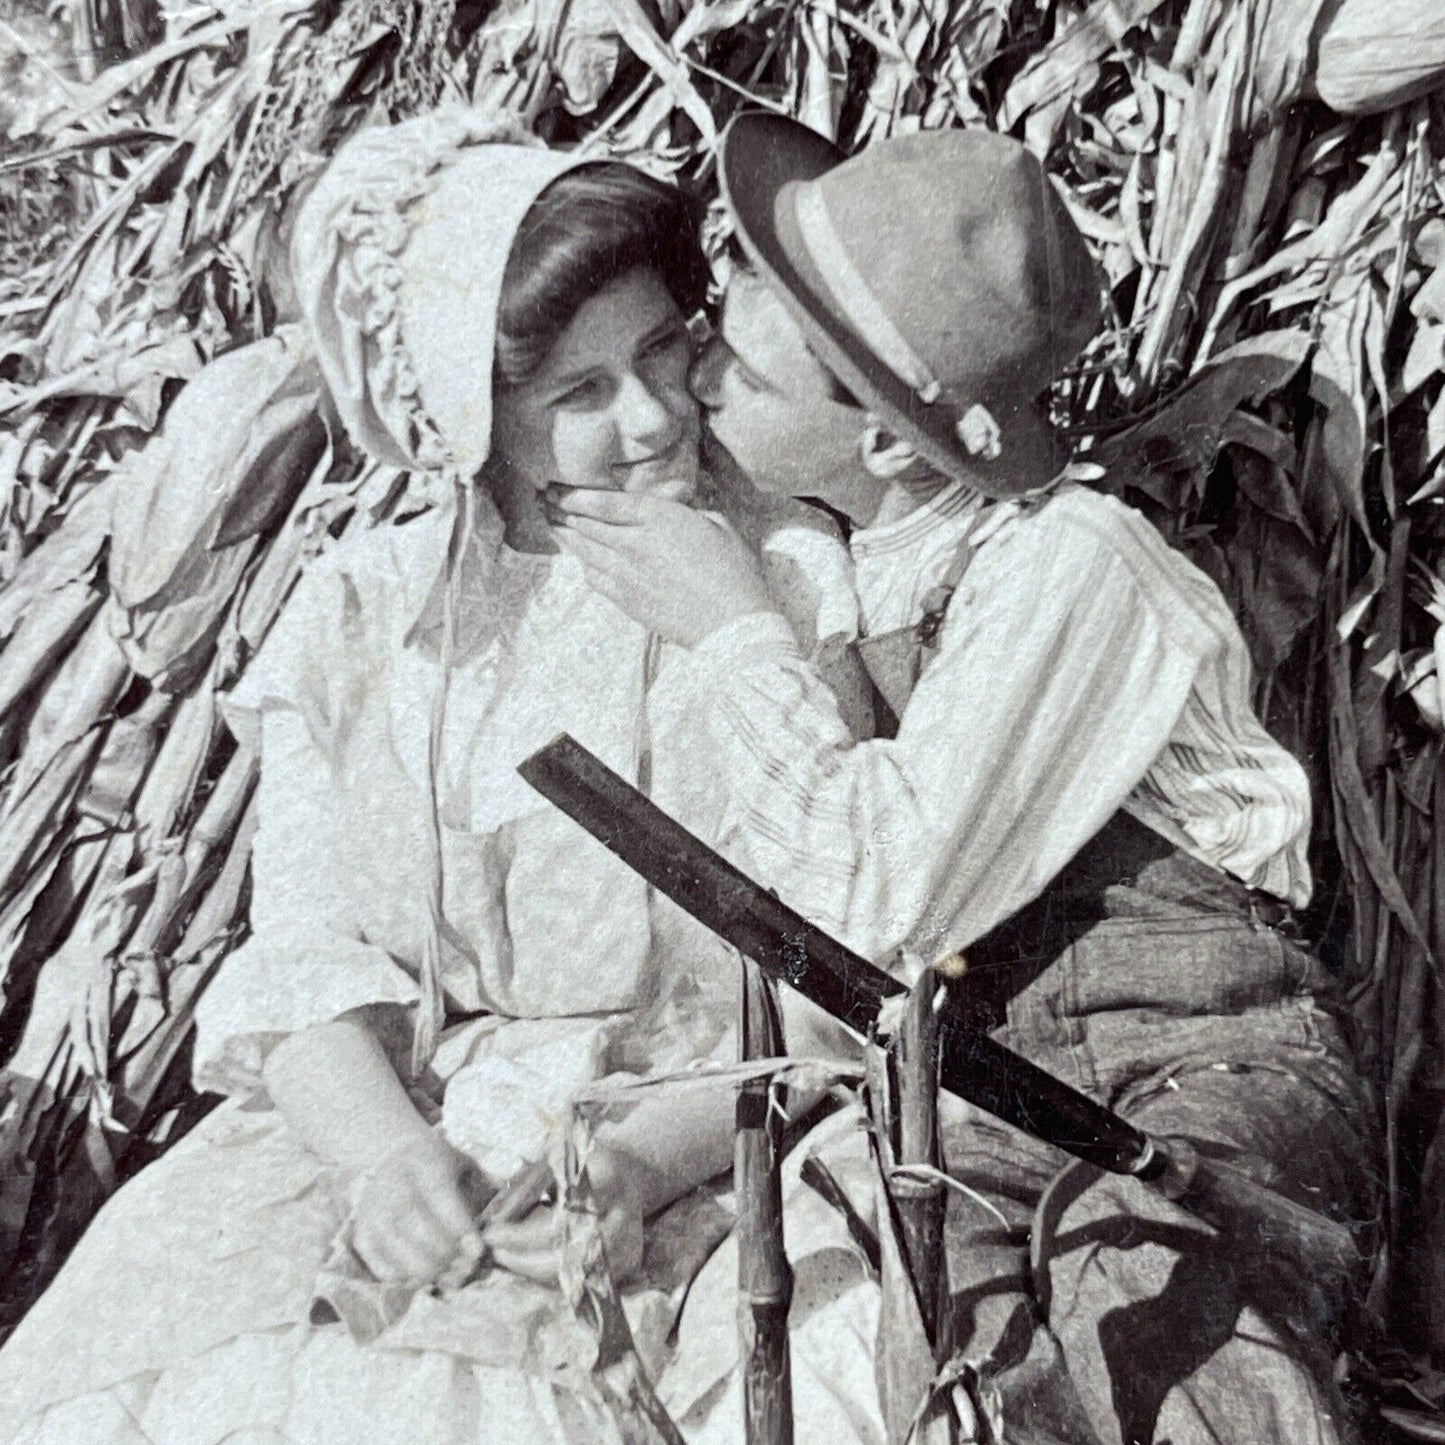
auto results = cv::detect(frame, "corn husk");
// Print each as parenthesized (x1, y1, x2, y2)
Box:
(1315, 0, 1445, 115)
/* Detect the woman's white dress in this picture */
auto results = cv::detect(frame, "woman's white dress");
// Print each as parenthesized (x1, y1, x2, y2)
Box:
(0, 493, 888, 1445)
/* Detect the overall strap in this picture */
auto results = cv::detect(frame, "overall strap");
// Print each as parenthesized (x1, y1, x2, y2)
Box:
(860, 534, 979, 738)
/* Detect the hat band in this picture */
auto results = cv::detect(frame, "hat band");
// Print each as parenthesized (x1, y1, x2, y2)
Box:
(792, 184, 942, 407)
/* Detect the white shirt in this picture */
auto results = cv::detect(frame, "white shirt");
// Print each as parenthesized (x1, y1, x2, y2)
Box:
(680, 481, 1313, 969)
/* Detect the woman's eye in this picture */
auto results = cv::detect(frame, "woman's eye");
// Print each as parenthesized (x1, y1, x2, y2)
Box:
(555, 377, 607, 408)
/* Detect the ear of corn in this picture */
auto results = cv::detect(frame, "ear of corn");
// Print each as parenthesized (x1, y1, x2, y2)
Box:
(4, 0, 1445, 1387)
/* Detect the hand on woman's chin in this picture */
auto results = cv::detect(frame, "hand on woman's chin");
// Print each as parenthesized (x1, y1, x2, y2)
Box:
(616, 449, 701, 504)
(627, 473, 699, 504)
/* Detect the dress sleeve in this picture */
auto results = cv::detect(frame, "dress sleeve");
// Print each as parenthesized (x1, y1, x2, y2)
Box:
(193, 554, 426, 1098)
(678, 492, 1218, 968)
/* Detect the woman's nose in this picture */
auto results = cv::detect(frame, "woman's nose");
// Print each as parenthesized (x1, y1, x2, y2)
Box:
(614, 370, 675, 444)
(688, 338, 728, 408)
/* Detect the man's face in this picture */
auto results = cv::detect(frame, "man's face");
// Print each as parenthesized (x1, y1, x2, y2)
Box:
(688, 270, 866, 497)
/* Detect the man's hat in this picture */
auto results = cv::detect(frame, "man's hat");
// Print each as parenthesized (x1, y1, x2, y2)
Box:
(719, 114, 1102, 493)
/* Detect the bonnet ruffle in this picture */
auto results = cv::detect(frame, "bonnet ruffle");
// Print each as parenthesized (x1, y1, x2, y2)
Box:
(290, 106, 592, 481)
(288, 111, 596, 1074)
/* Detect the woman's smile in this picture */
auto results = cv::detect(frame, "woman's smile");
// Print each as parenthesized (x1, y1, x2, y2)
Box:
(611, 433, 697, 500)
(491, 267, 701, 505)
(616, 435, 683, 471)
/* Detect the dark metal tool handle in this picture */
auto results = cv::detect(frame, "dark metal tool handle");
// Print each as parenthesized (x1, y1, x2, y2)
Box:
(518, 734, 1151, 1174)
(516, 734, 1363, 1283)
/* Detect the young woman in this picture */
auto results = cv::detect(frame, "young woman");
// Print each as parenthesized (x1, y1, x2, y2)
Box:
(0, 110, 867, 1444)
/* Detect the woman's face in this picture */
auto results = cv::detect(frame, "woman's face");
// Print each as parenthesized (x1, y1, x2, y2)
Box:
(492, 267, 700, 503)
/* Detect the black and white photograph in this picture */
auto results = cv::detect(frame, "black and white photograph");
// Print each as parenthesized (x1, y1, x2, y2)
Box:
(0, 0, 1439, 1439)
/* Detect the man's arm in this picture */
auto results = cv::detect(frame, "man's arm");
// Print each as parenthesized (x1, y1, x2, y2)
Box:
(547, 484, 1221, 967)
(569, 490, 1215, 969)
(686, 529, 1207, 963)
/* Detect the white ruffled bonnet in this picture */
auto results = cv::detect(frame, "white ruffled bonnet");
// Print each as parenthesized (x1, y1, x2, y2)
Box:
(289, 107, 594, 479)
(285, 112, 602, 1073)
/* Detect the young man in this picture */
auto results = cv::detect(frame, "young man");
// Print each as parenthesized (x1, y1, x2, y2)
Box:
(549, 117, 1372, 1445)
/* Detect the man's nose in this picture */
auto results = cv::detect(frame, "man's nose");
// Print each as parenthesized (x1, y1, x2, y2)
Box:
(688, 338, 728, 408)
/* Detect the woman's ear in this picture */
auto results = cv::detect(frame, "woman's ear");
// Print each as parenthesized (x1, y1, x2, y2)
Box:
(859, 419, 918, 479)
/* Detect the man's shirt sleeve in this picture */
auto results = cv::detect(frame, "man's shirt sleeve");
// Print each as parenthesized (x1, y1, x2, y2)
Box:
(681, 494, 1215, 969)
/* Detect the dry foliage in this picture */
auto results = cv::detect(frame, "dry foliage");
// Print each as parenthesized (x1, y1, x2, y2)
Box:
(4, 0, 1445, 1422)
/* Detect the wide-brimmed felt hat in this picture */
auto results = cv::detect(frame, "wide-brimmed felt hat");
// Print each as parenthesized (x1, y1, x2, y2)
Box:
(719, 114, 1102, 495)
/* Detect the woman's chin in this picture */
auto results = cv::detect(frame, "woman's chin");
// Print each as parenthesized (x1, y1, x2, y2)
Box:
(623, 468, 700, 504)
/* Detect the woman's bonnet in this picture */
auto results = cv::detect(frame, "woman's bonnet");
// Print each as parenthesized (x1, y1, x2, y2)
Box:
(107, 111, 599, 686)
(290, 108, 595, 480)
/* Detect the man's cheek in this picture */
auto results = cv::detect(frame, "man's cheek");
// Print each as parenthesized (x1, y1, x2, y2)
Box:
(755, 406, 803, 477)
(715, 398, 764, 462)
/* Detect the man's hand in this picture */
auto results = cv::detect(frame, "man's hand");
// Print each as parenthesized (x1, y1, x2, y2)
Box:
(349, 1131, 493, 1285)
(544, 486, 777, 648)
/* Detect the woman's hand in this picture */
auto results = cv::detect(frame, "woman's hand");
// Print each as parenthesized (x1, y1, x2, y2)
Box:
(349, 1131, 493, 1285)
(544, 486, 777, 648)
(482, 1142, 653, 1286)
(483, 1085, 739, 1287)
(262, 1016, 494, 1286)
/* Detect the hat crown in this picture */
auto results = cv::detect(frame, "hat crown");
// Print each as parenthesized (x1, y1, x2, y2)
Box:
(797, 128, 1100, 413)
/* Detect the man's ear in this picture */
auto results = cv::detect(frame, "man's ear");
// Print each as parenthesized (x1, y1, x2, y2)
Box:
(859, 418, 918, 479)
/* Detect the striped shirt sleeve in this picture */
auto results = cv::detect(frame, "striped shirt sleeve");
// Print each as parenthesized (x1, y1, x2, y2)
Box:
(679, 491, 1234, 971)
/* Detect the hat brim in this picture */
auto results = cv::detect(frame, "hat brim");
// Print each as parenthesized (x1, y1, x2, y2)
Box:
(719, 113, 977, 488)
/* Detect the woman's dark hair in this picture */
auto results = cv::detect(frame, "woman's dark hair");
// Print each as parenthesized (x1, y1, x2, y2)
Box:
(495, 165, 708, 386)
